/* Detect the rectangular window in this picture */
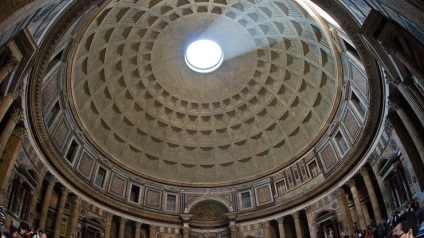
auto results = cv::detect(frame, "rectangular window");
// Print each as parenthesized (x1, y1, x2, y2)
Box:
(65, 140, 79, 163)
(166, 194, 176, 211)
(129, 184, 140, 203)
(351, 91, 367, 116)
(94, 167, 107, 187)
(335, 132, 348, 153)
(45, 100, 60, 127)
(241, 192, 252, 209)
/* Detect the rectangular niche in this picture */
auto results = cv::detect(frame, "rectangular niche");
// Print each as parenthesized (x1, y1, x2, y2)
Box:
(108, 173, 127, 198)
(143, 187, 162, 210)
(275, 179, 287, 196)
(254, 183, 273, 206)
(76, 150, 95, 180)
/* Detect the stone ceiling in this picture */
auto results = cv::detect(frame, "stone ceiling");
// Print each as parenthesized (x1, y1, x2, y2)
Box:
(70, 0, 339, 184)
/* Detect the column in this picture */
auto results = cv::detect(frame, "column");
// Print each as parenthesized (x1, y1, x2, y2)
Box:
(141, 229, 146, 238)
(118, 217, 126, 238)
(359, 168, 383, 223)
(260, 221, 271, 237)
(39, 176, 57, 230)
(305, 207, 316, 238)
(362, 203, 371, 227)
(149, 225, 157, 238)
(0, 127, 26, 204)
(293, 211, 302, 238)
(347, 179, 366, 230)
(276, 217, 285, 238)
(381, 36, 424, 83)
(335, 188, 355, 236)
(66, 195, 81, 238)
(180, 214, 192, 238)
(135, 222, 142, 238)
(0, 108, 23, 159)
(104, 213, 113, 238)
(54, 186, 69, 238)
(28, 168, 46, 226)
(10, 177, 23, 213)
(388, 98, 424, 159)
(226, 213, 237, 238)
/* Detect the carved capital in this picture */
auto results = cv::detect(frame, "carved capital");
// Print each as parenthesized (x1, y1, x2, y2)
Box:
(304, 206, 312, 214)
(60, 186, 69, 196)
(225, 212, 237, 221)
(259, 221, 270, 228)
(10, 107, 24, 122)
(334, 188, 346, 197)
(12, 126, 27, 139)
(385, 75, 401, 86)
(359, 167, 369, 177)
(119, 217, 127, 224)
(387, 98, 400, 111)
(276, 216, 285, 224)
(12, 86, 25, 100)
(180, 214, 193, 222)
(346, 179, 356, 188)
(48, 176, 57, 186)
(135, 222, 142, 228)
(292, 211, 300, 219)
(71, 194, 80, 204)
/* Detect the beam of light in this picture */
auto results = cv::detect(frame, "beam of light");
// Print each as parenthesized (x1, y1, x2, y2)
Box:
(189, 0, 339, 63)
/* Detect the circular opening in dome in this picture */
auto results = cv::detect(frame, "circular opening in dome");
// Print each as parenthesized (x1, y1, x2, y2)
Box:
(185, 40, 223, 73)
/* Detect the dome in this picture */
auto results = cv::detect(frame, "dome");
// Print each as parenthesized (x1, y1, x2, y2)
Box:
(70, 0, 340, 185)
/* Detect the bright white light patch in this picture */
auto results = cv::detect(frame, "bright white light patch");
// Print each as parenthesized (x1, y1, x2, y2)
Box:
(185, 40, 223, 73)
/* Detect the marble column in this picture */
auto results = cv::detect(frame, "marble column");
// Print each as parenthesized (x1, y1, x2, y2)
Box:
(276, 217, 285, 238)
(335, 188, 355, 236)
(347, 179, 366, 230)
(0, 108, 23, 159)
(118, 217, 127, 238)
(0, 127, 26, 204)
(388, 98, 424, 159)
(54, 186, 69, 238)
(362, 203, 371, 227)
(360, 168, 383, 223)
(66, 195, 81, 238)
(149, 225, 157, 238)
(293, 211, 302, 238)
(104, 213, 113, 238)
(39, 176, 57, 230)
(141, 229, 146, 238)
(305, 207, 316, 238)
(259, 221, 271, 237)
(381, 36, 424, 83)
(387, 76, 424, 128)
(180, 214, 192, 238)
(226, 213, 237, 238)
(28, 168, 46, 226)
(135, 222, 142, 238)
(10, 177, 23, 213)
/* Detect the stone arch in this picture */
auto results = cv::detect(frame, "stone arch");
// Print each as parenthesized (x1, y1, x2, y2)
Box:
(185, 195, 232, 213)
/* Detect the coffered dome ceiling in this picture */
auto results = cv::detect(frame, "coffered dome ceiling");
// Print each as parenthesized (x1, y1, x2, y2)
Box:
(70, 0, 340, 184)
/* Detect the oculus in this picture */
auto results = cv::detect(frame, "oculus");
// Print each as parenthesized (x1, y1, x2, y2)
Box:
(185, 40, 223, 73)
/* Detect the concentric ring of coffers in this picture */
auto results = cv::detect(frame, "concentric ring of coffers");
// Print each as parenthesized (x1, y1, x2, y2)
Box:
(70, 0, 339, 184)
